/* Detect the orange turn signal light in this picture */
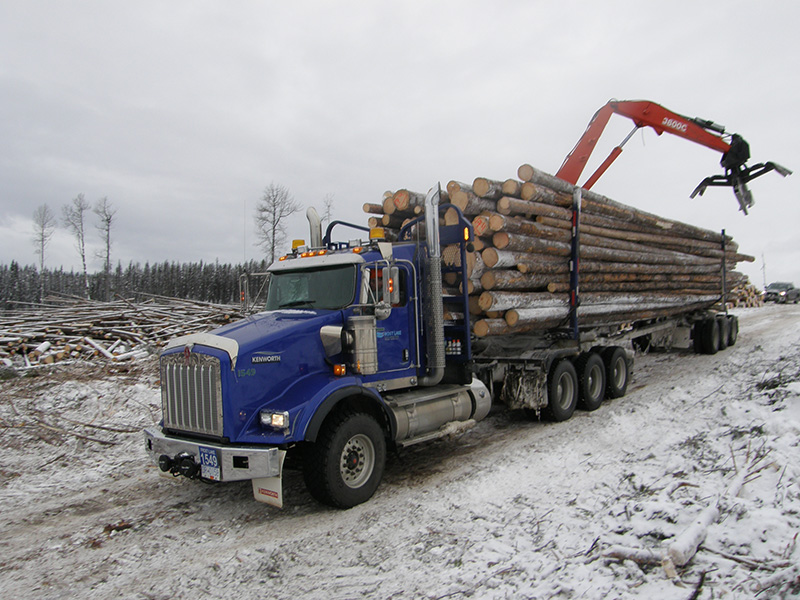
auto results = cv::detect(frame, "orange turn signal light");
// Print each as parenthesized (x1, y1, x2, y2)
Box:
(333, 364, 346, 376)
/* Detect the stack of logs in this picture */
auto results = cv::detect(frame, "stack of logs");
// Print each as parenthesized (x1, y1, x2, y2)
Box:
(0, 295, 240, 368)
(363, 164, 753, 338)
(728, 279, 764, 308)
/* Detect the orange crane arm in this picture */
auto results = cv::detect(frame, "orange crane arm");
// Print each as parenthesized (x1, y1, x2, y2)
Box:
(555, 99, 790, 213)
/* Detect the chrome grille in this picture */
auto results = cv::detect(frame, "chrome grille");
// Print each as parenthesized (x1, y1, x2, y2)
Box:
(160, 353, 223, 437)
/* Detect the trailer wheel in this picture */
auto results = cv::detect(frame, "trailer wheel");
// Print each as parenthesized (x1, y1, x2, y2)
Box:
(575, 352, 606, 411)
(603, 347, 629, 399)
(700, 318, 719, 355)
(302, 411, 386, 509)
(717, 316, 730, 351)
(545, 359, 578, 422)
(727, 315, 739, 346)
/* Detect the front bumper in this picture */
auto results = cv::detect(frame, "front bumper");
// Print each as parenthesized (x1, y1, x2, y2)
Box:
(143, 426, 283, 482)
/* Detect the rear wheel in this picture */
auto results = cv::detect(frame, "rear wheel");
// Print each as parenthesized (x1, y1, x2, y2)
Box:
(717, 316, 730, 351)
(603, 347, 629, 399)
(727, 315, 739, 346)
(575, 352, 606, 411)
(700, 317, 720, 355)
(545, 359, 578, 422)
(302, 411, 386, 509)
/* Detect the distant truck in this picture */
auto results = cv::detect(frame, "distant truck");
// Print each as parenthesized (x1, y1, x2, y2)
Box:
(763, 282, 800, 303)
(144, 182, 739, 509)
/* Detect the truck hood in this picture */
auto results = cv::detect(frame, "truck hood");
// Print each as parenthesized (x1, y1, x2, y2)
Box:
(161, 308, 349, 443)
(219, 309, 345, 362)
(162, 309, 345, 369)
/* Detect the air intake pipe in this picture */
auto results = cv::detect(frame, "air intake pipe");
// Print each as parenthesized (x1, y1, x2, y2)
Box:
(306, 207, 322, 248)
(418, 185, 445, 387)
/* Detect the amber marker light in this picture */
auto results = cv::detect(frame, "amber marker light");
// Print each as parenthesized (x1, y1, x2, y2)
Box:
(333, 364, 346, 376)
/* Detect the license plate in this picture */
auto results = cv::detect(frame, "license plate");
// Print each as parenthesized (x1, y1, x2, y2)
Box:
(198, 446, 221, 480)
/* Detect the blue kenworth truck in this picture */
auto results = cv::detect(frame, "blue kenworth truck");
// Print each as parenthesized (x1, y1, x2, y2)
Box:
(144, 185, 737, 508)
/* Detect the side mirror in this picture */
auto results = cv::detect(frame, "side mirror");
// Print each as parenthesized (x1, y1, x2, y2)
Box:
(382, 266, 400, 305)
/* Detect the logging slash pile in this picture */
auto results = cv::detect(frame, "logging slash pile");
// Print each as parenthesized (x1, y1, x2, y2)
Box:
(0, 295, 240, 371)
(366, 164, 753, 338)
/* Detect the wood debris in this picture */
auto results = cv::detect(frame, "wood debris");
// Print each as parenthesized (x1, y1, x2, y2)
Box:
(0, 294, 241, 369)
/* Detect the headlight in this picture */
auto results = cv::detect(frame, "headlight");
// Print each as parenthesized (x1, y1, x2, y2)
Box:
(260, 410, 290, 431)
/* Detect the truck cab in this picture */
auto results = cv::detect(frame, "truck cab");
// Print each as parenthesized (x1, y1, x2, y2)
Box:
(144, 187, 491, 508)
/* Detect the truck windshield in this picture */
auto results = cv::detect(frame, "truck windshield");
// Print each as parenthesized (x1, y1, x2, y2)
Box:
(265, 264, 356, 310)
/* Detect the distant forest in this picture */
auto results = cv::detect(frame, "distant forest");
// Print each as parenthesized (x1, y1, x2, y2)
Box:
(0, 259, 270, 312)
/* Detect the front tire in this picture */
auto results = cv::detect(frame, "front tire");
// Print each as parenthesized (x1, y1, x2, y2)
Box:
(302, 411, 386, 509)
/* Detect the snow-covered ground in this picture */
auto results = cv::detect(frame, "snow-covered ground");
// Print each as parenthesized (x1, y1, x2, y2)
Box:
(1, 304, 799, 599)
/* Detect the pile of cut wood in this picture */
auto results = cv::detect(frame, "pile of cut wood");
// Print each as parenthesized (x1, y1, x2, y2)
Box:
(728, 279, 764, 308)
(0, 295, 240, 368)
(365, 164, 753, 338)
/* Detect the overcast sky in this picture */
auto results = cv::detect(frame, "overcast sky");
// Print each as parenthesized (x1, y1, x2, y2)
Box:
(2, 1, 798, 288)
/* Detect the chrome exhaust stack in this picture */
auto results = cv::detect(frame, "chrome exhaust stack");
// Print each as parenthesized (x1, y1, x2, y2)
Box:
(418, 185, 445, 387)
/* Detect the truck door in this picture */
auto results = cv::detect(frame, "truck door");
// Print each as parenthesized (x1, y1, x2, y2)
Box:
(364, 263, 416, 378)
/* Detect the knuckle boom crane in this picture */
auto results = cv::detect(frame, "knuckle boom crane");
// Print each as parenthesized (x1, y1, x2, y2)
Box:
(556, 99, 791, 214)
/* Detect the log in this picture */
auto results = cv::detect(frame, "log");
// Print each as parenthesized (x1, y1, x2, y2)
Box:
(481, 247, 564, 270)
(502, 179, 522, 197)
(450, 190, 497, 215)
(517, 163, 729, 244)
(520, 181, 568, 205)
(493, 231, 721, 266)
(473, 318, 541, 338)
(362, 203, 385, 215)
(393, 189, 426, 212)
(471, 213, 492, 238)
(480, 270, 554, 291)
(496, 196, 572, 221)
(504, 298, 719, 329)
(472, 177, 505, 200)
(446, 180, 471, 196)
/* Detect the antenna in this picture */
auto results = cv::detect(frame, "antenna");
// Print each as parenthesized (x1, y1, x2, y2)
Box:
(761, 253, 767, 288)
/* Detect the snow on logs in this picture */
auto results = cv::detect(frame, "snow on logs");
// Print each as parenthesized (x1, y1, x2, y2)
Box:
(364, 165, 753, 338)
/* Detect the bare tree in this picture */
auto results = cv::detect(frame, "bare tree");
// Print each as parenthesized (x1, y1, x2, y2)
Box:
(32, 204, 57, 301)
(94, 197, 116, 301)
(62, 193, 91, 298)
(254, 183, 301, 263)
(321, 193, 335, 226)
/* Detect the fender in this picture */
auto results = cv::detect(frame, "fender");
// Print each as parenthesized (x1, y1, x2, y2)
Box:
(303, 384, 397, 443)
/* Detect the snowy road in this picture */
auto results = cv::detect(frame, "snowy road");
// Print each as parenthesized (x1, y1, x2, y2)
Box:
(1, 304, 799, 599)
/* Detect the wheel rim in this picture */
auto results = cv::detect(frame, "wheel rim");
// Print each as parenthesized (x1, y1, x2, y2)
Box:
(340, 433, 375, 489)
(612, 357, 626, 388)
(588, 364, 604, 398)
(555, 372, 575, 409)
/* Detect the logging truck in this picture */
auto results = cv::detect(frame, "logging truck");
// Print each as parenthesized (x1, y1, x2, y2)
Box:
(144, 175, 741, 509)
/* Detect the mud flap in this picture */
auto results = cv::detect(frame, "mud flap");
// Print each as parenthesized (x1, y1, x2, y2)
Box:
(251, 450, 287, 508)
(500, 367, 547, 412)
